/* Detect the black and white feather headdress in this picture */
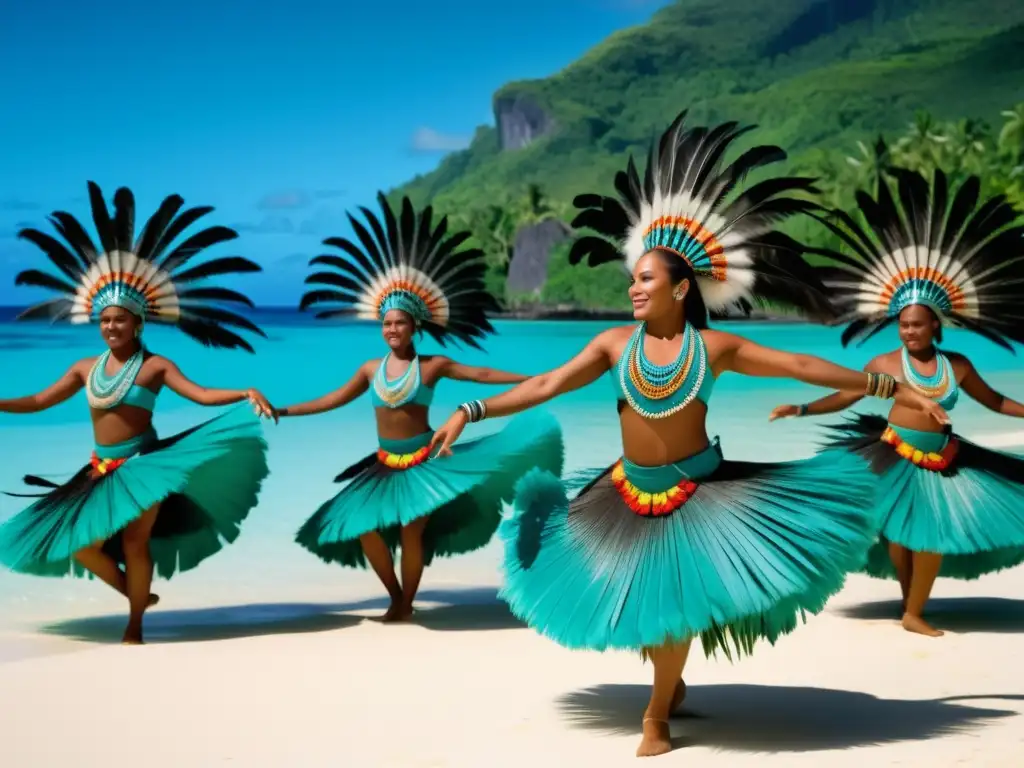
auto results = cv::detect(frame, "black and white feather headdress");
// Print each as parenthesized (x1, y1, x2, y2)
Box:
(568, 110, 834, 318)
(807, 167, 1024, 350)
(300, 192, 499, 349)
(14, 181, 265, 352)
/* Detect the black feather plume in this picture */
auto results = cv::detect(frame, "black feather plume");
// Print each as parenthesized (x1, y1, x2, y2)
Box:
(809, 167, 1024, 349)
(299, 192, 500, 349)
(565, 109, 833, 317)
(13, 182, 264, 352)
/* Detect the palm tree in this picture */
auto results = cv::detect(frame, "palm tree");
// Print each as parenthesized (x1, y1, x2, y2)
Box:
(946, 118, 991, 176)
(893, 110, 948, 173)
(454, 184, 570, 277)
(806, 151, 856, 210)
(846, 135, 891, 194)
(453, 203, 518, 276)
(511, 184, 569, 226)
(998, 103, 1024, 164)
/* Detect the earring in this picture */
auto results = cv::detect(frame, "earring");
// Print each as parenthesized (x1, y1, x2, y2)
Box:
(673, 291, 683, 301)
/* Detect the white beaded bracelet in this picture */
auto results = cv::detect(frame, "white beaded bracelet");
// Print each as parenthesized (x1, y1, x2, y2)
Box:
(458, 400, 487, 422)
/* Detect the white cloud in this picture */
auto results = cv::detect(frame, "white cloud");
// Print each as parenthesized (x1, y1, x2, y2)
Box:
(257, 190, 311, 210)
(411, 127, 472, 152)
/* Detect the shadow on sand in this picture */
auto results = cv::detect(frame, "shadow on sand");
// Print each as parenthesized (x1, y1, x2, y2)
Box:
(39, 586, 523, 644)
(557, 683, 1024, 752)
(839, 596, 1024, 633)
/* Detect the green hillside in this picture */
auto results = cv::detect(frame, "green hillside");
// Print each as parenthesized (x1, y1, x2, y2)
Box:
(392, 0, 1024, 311)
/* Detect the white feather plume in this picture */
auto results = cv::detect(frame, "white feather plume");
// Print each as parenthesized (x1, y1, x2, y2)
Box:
(622, 189, 760, 311)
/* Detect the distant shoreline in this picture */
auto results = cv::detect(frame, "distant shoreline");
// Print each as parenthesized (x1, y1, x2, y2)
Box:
(0, 305, 814, 324)
(492, 306, 811, 323)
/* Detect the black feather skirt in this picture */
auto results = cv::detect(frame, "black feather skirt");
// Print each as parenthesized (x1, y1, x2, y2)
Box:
(498, 437, 877, 660)
(294, 410, 564, 569)
(0, 405, 269, 580)
(821, 414, 1024, 580)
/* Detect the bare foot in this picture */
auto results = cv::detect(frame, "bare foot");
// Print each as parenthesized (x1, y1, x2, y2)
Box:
(636, 718, 672, 757)
(382, 603, 414, 623)
(121, 621, 144, 645)
(373, 593, 404, 622)
(902, 613, 944, 637)
(670, 679, 686, 715)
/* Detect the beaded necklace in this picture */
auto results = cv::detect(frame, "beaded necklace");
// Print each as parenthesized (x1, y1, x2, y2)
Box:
(373, 354, 421, 408)
(900, 347, 959, 408)
(87, 349, 144, 410)
(618, 323, 707, 419)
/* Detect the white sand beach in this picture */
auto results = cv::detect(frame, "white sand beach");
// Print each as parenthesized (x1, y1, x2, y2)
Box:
(1, 565, 1023, 767)
(1, 324, 1021, 767)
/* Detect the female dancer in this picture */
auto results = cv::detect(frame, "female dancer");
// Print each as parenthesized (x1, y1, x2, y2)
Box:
(770, 167, 1024, 637)
(275, 193, 563, 622)
(0, 182, 274, 644)
(428, 113, 947, 757)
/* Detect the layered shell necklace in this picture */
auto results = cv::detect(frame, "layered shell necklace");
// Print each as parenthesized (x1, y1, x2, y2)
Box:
(87, 348, 144, 410)
(373, 353, 421, 409)
(900, 347, 959, 408)
(619, 322, 707, 419)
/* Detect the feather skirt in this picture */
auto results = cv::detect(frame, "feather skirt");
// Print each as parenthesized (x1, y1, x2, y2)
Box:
(498, 438, 876, 660)
(0, 404, 269, 579)
(294, 410, 564, 569)
(822, 414, 1024, 580)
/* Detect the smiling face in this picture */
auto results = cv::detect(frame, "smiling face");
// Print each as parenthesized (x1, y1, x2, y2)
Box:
(628, 251, 690, 322)
(98, 306, 142, 351)
(381, 309, 416, 351)
(898, 304, 940, 351)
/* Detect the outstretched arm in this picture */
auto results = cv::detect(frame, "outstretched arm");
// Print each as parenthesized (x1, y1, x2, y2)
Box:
(0, 362, 85, 414)
(769, 356, 884, 420)
(275, 364, 371, 418)
(159, 359, 274, 416)
(429, 329, 617, 455)
(464, 331, 614, 419)
(770, 390, 865, 421)
(718, 334, 947, 423)
(437, 357, 530, 385)
(959, 357, 1024, 417)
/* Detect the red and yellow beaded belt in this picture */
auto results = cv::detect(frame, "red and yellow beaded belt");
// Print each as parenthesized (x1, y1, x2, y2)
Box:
(89, 454, 128, 477)
(880, 427, 958, 471)
(376, 444, 431, 470)
(610, 460, 699, 517)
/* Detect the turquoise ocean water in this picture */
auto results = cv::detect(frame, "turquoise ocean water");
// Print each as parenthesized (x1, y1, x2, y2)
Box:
(1, 311, 1022, 631)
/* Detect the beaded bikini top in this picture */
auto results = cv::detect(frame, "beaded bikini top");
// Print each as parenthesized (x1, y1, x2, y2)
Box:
(86, 349, 158, 412)
(369, 354, 435, 409)
(613, 323, 715, 419)
(900, 347, 959, 410)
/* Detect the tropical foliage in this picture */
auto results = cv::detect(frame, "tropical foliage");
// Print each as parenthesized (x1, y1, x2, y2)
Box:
(390, 0, 1024, 311)
(446, 184, 568, 298)
(453, 104, 1024, 310)
(808, 106, 1024, 209)
(791, 104, 1024, 262)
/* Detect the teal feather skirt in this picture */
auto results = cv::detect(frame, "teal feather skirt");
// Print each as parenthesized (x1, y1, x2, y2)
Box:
(499, 437, 876, 660)
(0, 404, 269, 580)
(295, 410, 564, 569)
(822, 414, 1024, 581)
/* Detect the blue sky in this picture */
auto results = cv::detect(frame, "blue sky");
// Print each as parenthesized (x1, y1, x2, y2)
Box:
(0, 0, 670, 306)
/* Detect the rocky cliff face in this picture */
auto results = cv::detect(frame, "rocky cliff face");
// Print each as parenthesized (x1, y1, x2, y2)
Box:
(506, 219, 572, 296)
(493, 91, 555, 150)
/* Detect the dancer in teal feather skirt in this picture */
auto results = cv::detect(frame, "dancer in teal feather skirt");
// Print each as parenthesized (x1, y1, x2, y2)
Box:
(275, 193, 563, 622)
(428, 112, 948, 758)
(771, 167, 1024, 638)
(0, 182, 275, 644)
